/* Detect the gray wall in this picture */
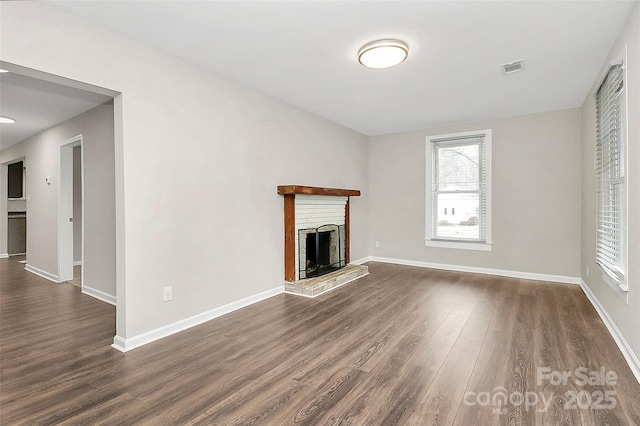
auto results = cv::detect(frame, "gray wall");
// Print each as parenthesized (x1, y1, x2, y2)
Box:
(0, 2, 369, 340)
(73, 145, 82, 263)
(581, 1, 640, 365)
(369, 108, 582, 278)
(0, 103, 116, 298)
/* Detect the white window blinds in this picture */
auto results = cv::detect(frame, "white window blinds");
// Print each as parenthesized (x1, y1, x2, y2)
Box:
(595, 63, 626, 288)
(429, 133, 490, 243)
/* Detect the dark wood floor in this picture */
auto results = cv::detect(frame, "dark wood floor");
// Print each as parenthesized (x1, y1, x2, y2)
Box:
(1, 257, 639, 425)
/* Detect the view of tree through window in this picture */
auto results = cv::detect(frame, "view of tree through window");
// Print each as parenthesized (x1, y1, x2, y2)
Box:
(427, 130, 491, 249)
(435, 143, 480, 239)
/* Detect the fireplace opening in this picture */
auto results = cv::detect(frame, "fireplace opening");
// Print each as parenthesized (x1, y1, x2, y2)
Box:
(306, 231, 331, 271)
(299, 224, 346, 279)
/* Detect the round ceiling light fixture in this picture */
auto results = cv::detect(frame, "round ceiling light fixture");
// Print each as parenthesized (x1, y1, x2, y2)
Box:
(358, 39, 409, 69)
(0, 116, 16, 124)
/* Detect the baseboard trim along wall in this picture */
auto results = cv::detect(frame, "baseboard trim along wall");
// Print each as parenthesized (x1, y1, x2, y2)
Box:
(363, 256, 581, 285)
(0, 253, 9, 259)
(24, 264, 59, 283)
(112, 285, 284, 352)
(579, 279, 640, 384)
(82, 285, 116, 306)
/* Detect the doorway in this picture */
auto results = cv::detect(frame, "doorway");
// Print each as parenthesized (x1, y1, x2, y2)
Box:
(6, 159, 27, 256)
(2, 61, 122, 347)
(58, 135, 83, 285)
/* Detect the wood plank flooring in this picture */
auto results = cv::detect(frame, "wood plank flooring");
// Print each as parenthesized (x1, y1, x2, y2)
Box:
(1, 257, 639, 425)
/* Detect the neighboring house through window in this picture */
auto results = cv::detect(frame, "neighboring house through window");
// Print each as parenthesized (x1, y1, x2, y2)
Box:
(426, 129, 492, 251)
(595, 52, 628, 293)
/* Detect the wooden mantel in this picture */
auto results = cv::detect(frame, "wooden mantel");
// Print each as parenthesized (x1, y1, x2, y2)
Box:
(278, 185, 361, 282)
(277, 185, 360, 197)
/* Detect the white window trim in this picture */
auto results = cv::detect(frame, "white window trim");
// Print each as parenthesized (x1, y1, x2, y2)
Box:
(594, 45, 628, 298)
(425, 129, 492, 251)
(425, 239, 492, 251)
(601, 269, 629, 303)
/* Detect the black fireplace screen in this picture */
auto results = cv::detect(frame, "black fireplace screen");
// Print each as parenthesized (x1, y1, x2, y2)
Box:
(298, 224, 346, 279)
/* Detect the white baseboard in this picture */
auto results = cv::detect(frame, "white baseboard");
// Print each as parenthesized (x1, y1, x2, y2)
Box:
(24, 264, 59, 283)
(112, 335, 127, 352)
(82, 285, 116, 306)
(0, 252, 9, 259)
(73, 261, 82, 267)
(579, 279, 640, 384)
(367, 256, 581, 285)
(350, 256, 371, 265)
(112, 285, 284, 352)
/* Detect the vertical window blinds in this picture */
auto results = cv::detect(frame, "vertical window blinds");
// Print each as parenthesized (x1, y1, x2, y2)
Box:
(595, 63, 626, 288)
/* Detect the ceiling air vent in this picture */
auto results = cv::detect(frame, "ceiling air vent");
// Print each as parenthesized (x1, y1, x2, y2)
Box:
(501, 60, 524, 75)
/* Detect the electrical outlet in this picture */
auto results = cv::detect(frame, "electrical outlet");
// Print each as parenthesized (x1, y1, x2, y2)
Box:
(375, 241, 380, 248)
(163, 286, 173, 302)
(586, 267, 590, 277)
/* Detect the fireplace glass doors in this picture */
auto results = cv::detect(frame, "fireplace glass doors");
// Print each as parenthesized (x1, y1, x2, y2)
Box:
(298, 224, 346, 279)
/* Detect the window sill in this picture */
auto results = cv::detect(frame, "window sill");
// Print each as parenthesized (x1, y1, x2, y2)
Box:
(425, 239, 492, 252)
(599, 267, 629, 303)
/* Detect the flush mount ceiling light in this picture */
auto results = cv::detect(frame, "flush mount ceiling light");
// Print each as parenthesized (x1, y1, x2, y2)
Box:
(358, 39, 409, 69)
(0, 116, 16, 124)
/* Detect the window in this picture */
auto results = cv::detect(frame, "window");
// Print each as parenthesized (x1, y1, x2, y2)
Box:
(595, 59, 627, 291)
(426, 130, 491, 251)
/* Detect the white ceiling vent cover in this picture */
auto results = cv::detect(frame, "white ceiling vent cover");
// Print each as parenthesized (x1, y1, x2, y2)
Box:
(501, 60, 524, 75)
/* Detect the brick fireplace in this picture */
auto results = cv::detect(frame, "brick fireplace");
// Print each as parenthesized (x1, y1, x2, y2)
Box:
(277, 186, 368, 296)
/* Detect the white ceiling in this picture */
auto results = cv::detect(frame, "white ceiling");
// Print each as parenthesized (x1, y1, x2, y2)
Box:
(0, 72, 113, 150)
(2, 1, 635, 146)
(49, 0, 635, 136)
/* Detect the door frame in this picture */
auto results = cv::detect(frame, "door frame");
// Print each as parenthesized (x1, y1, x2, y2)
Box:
(1, 157, 27, 258)
(58, 134, 83, 284)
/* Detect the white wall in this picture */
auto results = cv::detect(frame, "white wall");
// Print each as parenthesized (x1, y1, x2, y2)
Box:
(369, 108, 582, 279)
(0, 103, 116, 298)
(0, 2, 369, 342)
(581, 2, 640, 369)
